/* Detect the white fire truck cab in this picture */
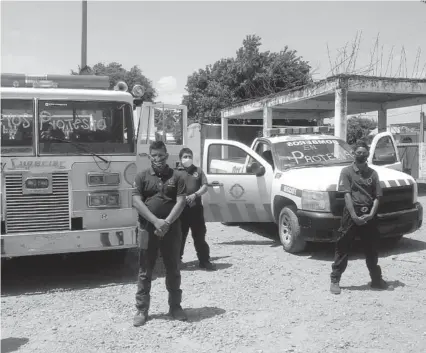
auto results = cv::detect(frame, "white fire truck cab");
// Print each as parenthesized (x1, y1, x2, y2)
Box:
(0, 73, 146, 258)
(200, 126, 423, 253)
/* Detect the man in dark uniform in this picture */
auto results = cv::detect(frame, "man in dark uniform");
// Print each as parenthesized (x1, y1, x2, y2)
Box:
(132, 141, 187, 326)
(176, 148, 215, 271)
(330, 139, 389, 295)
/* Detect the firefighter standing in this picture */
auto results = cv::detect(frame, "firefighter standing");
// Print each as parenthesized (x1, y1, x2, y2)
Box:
(176, 148, 216, 271)
(132, 141, 188, 326)
(330, 139, 389, 295)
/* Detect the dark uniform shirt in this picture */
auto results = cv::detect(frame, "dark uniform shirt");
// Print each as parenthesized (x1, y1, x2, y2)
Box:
(133, 166, 187, 223)
(338, 163, 383, 208)
(176, 164, 207, 207)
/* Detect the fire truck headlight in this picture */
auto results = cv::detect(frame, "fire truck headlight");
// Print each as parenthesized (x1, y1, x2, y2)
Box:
(87, 173, 120, 186)
(87, 192, 120, 208)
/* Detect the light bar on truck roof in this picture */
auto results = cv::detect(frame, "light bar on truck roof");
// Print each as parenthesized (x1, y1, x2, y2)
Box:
(267, 126, 334, 137)
(1, 73, 110, 90)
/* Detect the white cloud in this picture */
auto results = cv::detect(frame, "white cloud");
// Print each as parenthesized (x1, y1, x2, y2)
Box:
(156, 76, 177, 92)
(156, 92, 183, 105)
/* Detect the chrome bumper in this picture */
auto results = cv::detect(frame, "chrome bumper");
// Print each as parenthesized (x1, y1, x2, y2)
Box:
(1, 227, 137, 258)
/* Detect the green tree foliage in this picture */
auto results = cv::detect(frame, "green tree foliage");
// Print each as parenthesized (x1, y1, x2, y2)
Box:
(183, 35, 313, 123)
(71, 62, 157, 102)
(346, 116, 377, 146)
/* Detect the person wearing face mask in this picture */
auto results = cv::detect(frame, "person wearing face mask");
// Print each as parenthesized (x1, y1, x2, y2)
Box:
(176, 148, 216, 271)
(132, 141, 188, 326)
(330, 139, 389, 295)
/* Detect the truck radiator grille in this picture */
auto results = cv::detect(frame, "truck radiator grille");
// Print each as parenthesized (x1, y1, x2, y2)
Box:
(330, 185, 414, 215)
(5, 173, 70, 233)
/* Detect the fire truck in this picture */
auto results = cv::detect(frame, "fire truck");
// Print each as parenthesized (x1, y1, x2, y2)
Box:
(0, 73, 147, 258)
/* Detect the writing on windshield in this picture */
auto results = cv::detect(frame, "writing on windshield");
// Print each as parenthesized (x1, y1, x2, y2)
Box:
(1, 99, 34, 155)
(39, 100, 134, 155)
(275, 138, 354, 169)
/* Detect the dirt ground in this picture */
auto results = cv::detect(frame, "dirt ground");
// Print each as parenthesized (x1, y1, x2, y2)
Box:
(2, 197, 426, 353)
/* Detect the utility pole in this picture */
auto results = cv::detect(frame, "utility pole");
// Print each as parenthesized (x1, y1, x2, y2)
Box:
(421, 110, 425, 143)
(81, 0, 88, 71)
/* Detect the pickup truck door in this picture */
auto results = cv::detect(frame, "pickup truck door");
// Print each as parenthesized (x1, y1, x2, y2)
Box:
(368, 132, 402, 171)
(201, 139, 274, 223)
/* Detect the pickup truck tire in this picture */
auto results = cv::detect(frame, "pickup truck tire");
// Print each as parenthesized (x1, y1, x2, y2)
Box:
(278, 206, 306, 254)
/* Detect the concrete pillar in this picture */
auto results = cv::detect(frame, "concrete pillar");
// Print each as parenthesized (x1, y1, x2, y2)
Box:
(377, 106, 387, 133)
(263, 105, 273, 137)
(221, 113, 229, 159)
(334, 88, 348, 141)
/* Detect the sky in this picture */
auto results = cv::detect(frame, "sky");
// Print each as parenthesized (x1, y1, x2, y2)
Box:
(1, 0, 425, 125)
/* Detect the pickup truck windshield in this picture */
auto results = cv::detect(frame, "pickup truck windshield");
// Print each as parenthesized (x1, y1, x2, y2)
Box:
(39, 100, 134, 155)
(274, 138, 354, 170)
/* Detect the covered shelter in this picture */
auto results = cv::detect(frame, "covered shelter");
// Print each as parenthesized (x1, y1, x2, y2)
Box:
(220, 74, 426, 142)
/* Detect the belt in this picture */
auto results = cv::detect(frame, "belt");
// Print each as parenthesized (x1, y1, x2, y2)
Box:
(354, 205, 371, 215)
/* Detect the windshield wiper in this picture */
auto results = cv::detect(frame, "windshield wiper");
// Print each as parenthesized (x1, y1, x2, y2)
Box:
(45, 136, 109, 163)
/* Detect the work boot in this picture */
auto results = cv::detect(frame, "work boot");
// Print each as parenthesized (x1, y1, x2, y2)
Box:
(133, 310, 148, 327)
(330, 282, 341, 295)
(370, 278, 389, 290)
(199, 260, 216, 271)
(169, 305, 187, 321)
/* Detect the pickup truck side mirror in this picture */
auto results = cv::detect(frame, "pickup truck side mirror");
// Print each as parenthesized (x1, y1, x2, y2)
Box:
(247, 161, 265, 177)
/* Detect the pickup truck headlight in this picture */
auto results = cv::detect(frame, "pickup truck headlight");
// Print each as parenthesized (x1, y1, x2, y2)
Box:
(301, 190, 331, 212)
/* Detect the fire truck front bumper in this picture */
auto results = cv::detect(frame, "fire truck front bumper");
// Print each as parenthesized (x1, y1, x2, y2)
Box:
(1, 227, 137, 258)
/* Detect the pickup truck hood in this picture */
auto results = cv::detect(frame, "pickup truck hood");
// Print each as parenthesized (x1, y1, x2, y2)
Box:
(279, 164, 415, 191)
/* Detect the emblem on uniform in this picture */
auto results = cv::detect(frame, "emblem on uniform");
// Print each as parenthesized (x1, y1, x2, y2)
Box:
(361, 206, 369, 213)
(366, 178, 373, 185)
(229, 184, 245, 199)
(193, 172, 199, 178)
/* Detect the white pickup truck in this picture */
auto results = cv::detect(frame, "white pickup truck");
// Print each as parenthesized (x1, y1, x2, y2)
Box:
(200, 127, 423, 253)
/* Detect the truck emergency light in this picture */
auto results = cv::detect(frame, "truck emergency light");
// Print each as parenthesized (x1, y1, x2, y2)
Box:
(1, 73, 110, 90)
(267, 126, 334, 137)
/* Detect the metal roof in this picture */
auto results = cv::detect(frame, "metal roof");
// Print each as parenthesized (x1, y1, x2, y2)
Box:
(220, 74, 426, 120)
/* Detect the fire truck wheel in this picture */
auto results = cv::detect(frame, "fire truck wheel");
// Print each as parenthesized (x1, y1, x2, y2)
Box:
(278, 206, 306, 254)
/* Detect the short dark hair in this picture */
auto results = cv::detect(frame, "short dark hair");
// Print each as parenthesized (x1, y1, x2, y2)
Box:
(179, 147, 193, 159)
(353, 139, 369, 151)
(149, 140, 167, 153)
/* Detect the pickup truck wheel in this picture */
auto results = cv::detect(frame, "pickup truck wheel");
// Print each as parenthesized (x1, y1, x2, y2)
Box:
(278, 206, 306, 254)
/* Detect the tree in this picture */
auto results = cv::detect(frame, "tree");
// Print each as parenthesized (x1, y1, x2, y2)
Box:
(346, 116, 377, 146)
(183, 35, 313, 124)
(71, 62, 157, 102)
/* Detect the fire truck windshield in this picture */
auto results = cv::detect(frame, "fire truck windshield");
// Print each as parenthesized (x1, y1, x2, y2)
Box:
(1, 99, 135, 156)
(38, 100, 134, 155)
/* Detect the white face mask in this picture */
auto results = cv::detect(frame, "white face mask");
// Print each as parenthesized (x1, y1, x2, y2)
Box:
(182, 158, 193, 168)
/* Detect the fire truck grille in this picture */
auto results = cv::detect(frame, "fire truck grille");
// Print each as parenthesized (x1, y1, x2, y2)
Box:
(5, 172, 70, 233)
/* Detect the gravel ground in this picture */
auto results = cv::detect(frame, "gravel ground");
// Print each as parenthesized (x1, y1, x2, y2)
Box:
(2, 197, 426, 353)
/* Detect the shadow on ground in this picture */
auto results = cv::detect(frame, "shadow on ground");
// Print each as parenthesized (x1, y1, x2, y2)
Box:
(218, 222, 426, 262)
(1, 338, 29, 353)
(217, 223, 281, 248)
(1, 250, 232, 297)
(181, 257, 232, 272)
(340, 280, 405, 292)
(149, 306, 226, 323)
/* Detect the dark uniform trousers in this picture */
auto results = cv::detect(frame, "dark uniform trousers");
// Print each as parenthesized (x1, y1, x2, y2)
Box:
(330, 206, 382, 283)
(180, 204, 210, 262)
(136, 220, 182, 312)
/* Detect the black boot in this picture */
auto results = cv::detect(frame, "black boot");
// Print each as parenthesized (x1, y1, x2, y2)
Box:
(199, 260, 216, 271)
(169, 305, 188, 321)
(370, 266, 388, 290)
(133, 310, 148, 327)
